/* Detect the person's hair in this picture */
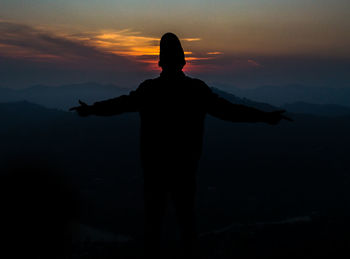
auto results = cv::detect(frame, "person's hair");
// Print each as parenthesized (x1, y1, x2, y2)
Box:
(158, 32, 186, 70)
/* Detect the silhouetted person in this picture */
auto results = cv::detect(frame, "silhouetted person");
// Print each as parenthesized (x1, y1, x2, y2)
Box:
(70, 32, 291, 258)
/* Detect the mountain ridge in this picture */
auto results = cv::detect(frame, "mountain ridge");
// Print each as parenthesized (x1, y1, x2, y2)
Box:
(1, 82, 350, 117)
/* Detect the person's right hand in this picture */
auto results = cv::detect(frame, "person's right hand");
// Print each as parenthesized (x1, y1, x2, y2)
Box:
(265, 110, 293, 125)
(69, 100, 94, 117)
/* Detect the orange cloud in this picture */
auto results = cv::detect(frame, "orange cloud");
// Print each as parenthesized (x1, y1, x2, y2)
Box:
(207, 52, 223, 55)
(66, 30, 221, 72)
(0, 20, 149, 76)
(182, 38, 201, 42)
(0, 21, 223, 73)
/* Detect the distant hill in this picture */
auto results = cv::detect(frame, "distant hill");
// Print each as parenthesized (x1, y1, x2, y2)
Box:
(0, 101, 63, 122)
(2, 82, 350, 117)
(282, 102, 350, 117)
(221, 84, 350, 107)
(211, 87, 279, 112)
(0, 83, 281, 112)
(0, 82, 129, 110)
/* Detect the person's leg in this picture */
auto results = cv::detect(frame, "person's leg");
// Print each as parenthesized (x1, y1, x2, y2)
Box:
(171, 165, 199, 257)
(143, 172, 167, 259)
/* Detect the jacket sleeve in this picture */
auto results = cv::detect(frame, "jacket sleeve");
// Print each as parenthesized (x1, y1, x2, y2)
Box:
(90, 82, 145, 116)
(204, 85, 268, 123)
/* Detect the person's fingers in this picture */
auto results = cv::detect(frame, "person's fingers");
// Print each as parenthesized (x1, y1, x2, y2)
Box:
(281, 115, 293, 122)
(79, 100, 87, 106)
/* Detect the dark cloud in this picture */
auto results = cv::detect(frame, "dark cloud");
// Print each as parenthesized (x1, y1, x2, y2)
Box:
(0, 21, 154, 87)
(0, 21, 126, 63)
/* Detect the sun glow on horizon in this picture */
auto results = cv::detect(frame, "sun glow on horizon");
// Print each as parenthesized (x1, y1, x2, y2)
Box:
(65, 29, 222, 72)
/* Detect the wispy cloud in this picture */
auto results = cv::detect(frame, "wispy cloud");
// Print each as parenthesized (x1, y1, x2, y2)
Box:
(0, 21, 223, 73)
(207, 52, 223, 55)
(0, 21, 227, 73)
(70, 29, 160, 57)
(182, 38, 201, 42)
(0, 21, 142, 71)
(66, 30, 211, 70)
(0, 21, 154, 87)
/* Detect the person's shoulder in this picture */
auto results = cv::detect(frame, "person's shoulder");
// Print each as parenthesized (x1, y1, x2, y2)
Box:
(138, 78, 155, 88)
(135, 78, 157, 93)
(184, 75, 208, 86)
(185, 75, 212, 92)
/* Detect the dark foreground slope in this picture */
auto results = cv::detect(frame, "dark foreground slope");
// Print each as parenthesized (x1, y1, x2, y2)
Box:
(0, 100, 349, 258)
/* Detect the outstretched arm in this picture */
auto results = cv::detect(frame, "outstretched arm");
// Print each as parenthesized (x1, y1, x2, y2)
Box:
(206, 90, 292, 124)
(69, 87, 141, 117)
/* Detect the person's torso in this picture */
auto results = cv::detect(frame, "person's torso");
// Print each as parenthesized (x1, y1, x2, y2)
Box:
(137, 74, 210, 163)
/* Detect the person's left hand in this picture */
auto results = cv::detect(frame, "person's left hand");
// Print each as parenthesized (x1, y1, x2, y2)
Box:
(69, 100, 93, 117)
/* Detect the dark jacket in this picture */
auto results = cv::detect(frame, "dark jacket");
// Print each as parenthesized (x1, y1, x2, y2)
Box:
(91, 70, 267, 166)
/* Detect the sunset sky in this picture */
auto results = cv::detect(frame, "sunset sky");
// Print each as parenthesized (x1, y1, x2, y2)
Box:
(0, 0, 349, 89)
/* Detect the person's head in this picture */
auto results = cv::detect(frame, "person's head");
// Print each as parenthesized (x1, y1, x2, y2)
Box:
(158, 32, 186, 72)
